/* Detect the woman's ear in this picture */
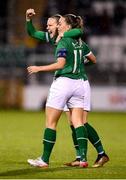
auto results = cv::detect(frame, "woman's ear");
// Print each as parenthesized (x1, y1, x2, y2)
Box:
(68, 25, 71, 30)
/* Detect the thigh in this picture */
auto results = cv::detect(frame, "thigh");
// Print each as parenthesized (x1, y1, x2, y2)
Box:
(83, 110, 88, 124)
(45, 107, 62, 130)
(70, 108, 84, 128)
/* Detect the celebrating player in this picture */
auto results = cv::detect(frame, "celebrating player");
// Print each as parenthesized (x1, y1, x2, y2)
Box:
(27, 13, 95, 168)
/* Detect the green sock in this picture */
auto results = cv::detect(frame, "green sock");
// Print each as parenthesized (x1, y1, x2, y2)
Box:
(85, 123, 104, 154)
(41, 128, 56, 163)
(75, 126, 88, 161)
(70, 125, 80, 159)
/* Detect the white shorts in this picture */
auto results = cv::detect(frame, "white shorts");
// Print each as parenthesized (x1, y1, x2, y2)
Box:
(46, 77, 85, 110)
(64, 80, 91, 111)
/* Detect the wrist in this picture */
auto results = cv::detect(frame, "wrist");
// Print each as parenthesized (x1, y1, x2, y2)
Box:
(26, 17, 31, 21)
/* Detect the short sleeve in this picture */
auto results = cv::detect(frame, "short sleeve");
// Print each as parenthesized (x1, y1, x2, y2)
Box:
(83, 43, 92, 56)
(55, 39, 67, 58)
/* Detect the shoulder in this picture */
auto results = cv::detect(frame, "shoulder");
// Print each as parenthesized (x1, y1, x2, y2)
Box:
(57, 37, 72, 47)
(82, 41, 90, 48)
(60, 37, 72, 42)
(82, 41, 87, 46)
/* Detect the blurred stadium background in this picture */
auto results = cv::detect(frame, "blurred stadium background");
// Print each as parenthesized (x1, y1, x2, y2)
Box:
(0, 0, 126, 112)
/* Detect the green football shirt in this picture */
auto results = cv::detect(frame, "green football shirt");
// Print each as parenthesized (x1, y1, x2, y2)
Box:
(54, 37, 91, 80)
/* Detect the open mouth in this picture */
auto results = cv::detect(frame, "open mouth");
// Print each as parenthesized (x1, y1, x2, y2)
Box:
(48, 30, 52, 34)
(48, 31, 54, 38)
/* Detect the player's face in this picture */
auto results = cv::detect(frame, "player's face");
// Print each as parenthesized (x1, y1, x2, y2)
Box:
(58, 17, 71, 34)
(47, 18, 58, 38)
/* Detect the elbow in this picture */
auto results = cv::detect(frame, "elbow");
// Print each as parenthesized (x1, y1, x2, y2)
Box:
(27, 30, 35, 37)
(87, 54, 96, 64)
(93, 57, 96, 64)
(27, 30, 32, 36)
(57, 64, 65, 70)
(91, 56, 96, 64)
(29, 32, 34, 37)
(57, 58, 66, 69)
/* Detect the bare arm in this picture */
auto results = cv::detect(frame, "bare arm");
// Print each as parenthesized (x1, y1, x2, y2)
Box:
(27, 57, 66, 74)
(86, 53, 96, 64)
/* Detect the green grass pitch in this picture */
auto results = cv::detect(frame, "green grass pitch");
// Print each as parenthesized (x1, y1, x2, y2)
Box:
(0, 110, 126, 179)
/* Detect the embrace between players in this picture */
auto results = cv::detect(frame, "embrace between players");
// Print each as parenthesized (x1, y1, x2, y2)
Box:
(26, 9, 109, 168)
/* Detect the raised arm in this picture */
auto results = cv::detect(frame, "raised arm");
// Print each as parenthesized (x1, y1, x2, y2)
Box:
(26, 8, 49, 41)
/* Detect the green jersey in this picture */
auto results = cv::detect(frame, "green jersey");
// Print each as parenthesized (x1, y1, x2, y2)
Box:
(55, 37, 91, 80)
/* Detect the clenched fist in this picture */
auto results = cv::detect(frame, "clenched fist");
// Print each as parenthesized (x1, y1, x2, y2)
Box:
(27, 66, 40, 74)
(26, 8, 36, 21)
